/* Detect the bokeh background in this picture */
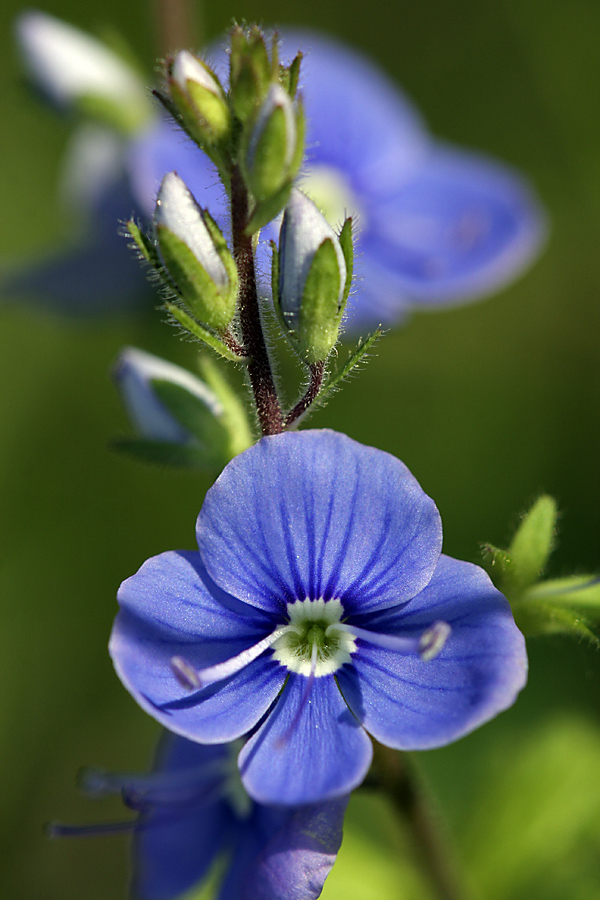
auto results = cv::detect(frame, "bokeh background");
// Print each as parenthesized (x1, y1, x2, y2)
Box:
(1, 1, 600, 898)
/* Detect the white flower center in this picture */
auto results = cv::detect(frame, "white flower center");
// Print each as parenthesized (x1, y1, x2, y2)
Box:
(299, 165, 365, 230)
(271, 597, 356, 677)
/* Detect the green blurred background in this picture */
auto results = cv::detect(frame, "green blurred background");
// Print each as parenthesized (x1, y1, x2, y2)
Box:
(1, 0, 600, 898)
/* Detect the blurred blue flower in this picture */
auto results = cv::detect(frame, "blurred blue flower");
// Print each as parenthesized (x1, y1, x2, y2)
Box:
(10, 17, 545, 323)
(110, 430, 527, 806)
(60, 732, 347, 900)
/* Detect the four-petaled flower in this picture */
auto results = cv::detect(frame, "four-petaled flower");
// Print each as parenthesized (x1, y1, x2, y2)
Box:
(60, 732, 347, 900)
(110, 430, 527, 806)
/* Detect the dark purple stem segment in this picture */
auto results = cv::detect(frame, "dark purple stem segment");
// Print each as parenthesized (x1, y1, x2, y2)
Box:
(373, 745, 468, 900)
(230, 166, 284, 436)
(285, 361, 325, 429)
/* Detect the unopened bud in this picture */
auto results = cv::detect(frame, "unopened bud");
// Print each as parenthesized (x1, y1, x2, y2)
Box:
(154, 172, 238, 332)
(15, 11, 152, 132)
(244, 83, 302, 202)
(168, 50, 229, 142)
(276, 189, 348, 362)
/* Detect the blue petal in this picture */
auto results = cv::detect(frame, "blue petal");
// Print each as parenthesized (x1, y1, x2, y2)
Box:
(198, 430, 442, 616)
(133, 735, 235, 900)
(110, 550, 286, 742)
(337, 555, 527, 749)
(238, 674, 372, 805)
(220, 796, 349, 900)
(360, 144, 546, 308)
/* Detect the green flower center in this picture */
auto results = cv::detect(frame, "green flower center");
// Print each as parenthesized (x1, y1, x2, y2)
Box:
(271, 597, 356, 677)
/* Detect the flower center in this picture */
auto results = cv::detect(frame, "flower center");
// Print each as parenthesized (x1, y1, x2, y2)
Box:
(299, 165, 365, 230)
(271, 597, 356, 677)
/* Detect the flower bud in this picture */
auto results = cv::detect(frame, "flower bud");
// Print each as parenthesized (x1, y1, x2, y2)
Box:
(229, 26, 272, 122)
(114, 347, 223, 444)
(168, 50, 229, 143)
(276, 189, 348, 362)
(154, 172, 238, 332)
(15, 11, 152, 133)
(244, 83, 302, 202)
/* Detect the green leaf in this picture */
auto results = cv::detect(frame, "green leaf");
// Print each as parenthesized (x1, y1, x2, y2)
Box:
(164, 303, 246, 363)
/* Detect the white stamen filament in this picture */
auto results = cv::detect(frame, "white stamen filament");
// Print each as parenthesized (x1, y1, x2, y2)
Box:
(171, 627, 289, 690)
(332, 620, 451, 661)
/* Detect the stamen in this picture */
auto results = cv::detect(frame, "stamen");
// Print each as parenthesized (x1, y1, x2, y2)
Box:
(171, 627, 289, 690)
(332, 620, 451, 661)
(80, 759, 229, 807)
(46, 820, 135, 839)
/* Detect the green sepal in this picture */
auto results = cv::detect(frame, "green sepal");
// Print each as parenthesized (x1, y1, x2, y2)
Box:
(187, 79, 230, 139)
(298, 238, 343, 363)
(153, 88, 229, 176)
(289, 100, 305, 177)
(201, 209, 239, 291)
(126, 220, 162, 270)
(197, 357, 255, 458)
(245, 181, 293, 235)
(480, 542, 514, 574)
(156, 225, 236, 333)
(338, 216, 354, 310)
(317, 329, 384, 405)
(75, 91, 150, 135)
(111, 437, 215, 469)
(246, 104, 290, 200)
(150, 378, 229, 455)
(164, 302, 246, 363)
(285, 52, 303, 98)
(503, 495, 558, 596)
(229, 26, 271, 122)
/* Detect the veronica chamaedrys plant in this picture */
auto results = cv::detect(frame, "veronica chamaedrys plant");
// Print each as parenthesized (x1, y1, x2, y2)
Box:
(54, 732, 347, 900)
(110, 430, 527, 807)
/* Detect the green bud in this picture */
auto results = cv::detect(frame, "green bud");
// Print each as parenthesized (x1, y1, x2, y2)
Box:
(154, 172, 238, 333)
(243, 83, 302, 202)
(275, 189, 350, 363)
(168, 50, 230, 144)
(229, 25, 272, 122)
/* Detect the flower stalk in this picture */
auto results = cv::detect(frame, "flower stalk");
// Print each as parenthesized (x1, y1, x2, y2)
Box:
(372, 744, 470, 900)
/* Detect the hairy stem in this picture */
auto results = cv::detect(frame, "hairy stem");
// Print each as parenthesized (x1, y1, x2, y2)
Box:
(373, 745, 469, 900)
(285, 361, 325, 428)
(230, 166, 284, 436)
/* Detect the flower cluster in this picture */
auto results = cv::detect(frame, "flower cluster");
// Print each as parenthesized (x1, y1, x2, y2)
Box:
(10, 12, 545, 324)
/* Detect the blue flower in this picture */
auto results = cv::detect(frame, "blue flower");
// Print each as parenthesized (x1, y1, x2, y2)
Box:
(58, 732, 347, 900)
(10, 17, 545, 322)
(110, 430, 527, 806)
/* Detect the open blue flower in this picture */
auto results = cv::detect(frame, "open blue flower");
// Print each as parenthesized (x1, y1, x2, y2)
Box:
(110, 430, 527, 806)
(57, 732, 347, 900)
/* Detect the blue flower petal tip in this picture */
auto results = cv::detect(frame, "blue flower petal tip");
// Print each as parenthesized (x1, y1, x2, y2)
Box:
(110, 430, 528, 807)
